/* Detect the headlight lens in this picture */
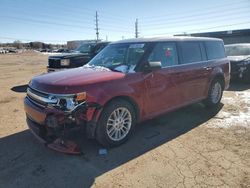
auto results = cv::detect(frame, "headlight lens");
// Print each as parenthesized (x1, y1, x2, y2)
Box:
(52, 92, 86, 112)
(60, 59, 70, 66)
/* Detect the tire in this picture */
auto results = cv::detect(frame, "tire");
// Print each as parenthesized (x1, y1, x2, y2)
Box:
(204, 79, 223, 108)
(96, 99, 136, 147)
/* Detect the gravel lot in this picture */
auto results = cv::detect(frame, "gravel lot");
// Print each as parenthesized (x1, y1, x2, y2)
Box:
(0, 52, 249, 188)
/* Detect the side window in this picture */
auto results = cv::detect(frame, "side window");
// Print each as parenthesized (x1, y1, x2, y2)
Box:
(148, 42, 178, 68)
(180, 42, 202, 64)
(127, 46, 145, 66)
(205, 41, 225, 60)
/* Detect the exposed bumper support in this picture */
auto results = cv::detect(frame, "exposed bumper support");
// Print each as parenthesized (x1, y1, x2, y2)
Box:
(24, 97, 102, 154)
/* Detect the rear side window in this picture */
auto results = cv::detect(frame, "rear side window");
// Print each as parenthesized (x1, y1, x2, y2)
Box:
(179, 42, 202, 64)
(205, 41, 225, 60)
(148, 42, 178, 68)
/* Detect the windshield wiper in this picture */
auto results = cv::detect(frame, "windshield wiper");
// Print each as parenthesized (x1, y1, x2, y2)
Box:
(108, 67, 124, 73)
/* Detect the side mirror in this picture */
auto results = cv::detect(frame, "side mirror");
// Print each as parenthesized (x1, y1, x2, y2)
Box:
(144, 61, 162, 72)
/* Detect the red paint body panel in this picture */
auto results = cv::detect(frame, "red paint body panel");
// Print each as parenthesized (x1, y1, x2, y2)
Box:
(30, 68, 125, 94)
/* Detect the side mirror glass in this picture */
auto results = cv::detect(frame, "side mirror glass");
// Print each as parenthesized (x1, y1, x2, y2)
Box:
(144, 61, 162, 72)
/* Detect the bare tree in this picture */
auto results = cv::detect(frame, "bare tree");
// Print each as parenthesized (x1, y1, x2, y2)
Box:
(13, 40, 23, 49)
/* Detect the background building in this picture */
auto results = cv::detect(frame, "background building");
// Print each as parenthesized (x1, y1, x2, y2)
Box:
(175, 29, 250, 44)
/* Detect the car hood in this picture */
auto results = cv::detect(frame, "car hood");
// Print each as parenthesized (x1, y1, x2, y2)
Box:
(227, 55, 250, 62)
(49, 52, 90, 59)
(29, 67, 125, 94)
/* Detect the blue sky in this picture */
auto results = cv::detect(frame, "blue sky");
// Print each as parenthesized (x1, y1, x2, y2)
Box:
(0, 0, 249, 44)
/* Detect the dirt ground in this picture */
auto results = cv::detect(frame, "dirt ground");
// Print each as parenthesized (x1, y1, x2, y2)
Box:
(0, 52, 249, 188)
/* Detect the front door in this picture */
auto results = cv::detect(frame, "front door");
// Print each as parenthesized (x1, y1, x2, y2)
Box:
(143, 42, 183, 118)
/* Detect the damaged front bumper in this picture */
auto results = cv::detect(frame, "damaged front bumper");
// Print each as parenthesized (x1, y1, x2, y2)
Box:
(230, 62, 250, 81)
(24, 94, 102, 154)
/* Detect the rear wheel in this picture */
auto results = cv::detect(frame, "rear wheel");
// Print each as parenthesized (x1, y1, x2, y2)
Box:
(96, 99, 136, 147)
(204, 79, 223, 107)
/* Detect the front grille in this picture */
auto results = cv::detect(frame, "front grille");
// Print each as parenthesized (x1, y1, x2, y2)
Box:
(230, 61, 240, 74)
(48, 58, 61, 68)
(27, 87, 51, 107)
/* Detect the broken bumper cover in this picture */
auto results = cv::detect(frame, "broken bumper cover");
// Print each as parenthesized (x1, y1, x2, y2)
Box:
(24, 97, 101, 154)
(27, 117, 81, 154)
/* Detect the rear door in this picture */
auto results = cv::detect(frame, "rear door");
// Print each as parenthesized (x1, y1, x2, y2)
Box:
(177, 41, 210, 102)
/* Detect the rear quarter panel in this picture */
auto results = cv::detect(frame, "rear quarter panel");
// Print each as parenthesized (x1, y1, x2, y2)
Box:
(206, 58, 230, 94)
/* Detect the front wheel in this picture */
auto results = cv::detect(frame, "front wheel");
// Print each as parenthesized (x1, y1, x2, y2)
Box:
(96, 99, 136, 147)
(204, 79, 223, 107)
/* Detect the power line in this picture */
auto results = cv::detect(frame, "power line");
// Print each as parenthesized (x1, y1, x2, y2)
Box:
(21, 0, 130, 21)
(1, 16, 94, 30)
(141, 0, 249, 21)
(1, 15, 132, 33)
(0, 6, 132, 31)
(141, 6, 250, 25)
(143, 21, 250, 36)
(141, 14, 249, 30)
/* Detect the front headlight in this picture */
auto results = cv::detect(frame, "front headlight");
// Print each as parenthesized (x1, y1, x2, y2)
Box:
(52, 92, 86, 112)
(60, 59, 70, 66)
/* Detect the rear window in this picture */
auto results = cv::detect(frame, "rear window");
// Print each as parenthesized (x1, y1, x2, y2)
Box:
(179, 42, 202, 64)
(205, 41, 225, 60)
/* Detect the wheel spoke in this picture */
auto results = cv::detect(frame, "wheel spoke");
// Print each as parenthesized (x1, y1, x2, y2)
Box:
(115, 130, 119, 139)
(113, 110, 118, 119)
(107, 126, 115, 134)
(121, 109, 127, 118)
(118, 130, 121, 138)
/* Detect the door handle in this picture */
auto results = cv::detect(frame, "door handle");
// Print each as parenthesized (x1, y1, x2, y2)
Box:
(203, 67, 212, 71)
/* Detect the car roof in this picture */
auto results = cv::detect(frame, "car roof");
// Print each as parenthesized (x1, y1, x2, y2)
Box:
(111, 36, 222, 44)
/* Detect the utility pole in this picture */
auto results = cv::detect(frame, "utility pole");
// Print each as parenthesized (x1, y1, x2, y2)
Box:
(95, 11, 99, 41)
(135, 18, 139, 38)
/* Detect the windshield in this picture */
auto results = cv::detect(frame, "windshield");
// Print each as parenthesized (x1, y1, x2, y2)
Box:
(88, 43, 147, 73)
(225, 44, 250, 56)
(75, 43, 95, 53)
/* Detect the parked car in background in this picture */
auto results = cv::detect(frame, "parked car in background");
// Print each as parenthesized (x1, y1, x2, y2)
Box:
(24, 37, 230, 153)
(7, 48, 18, 53)
(0, 48, 18, 54)
(40, 49, 52, 53)
(52, 48, 71, 53)
(225, 43, 250, 82)
(47, 41, 110, 72)
(0, 48, 7, 54)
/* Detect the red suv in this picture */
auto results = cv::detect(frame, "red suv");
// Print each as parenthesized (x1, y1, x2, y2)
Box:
(24, 37, 230, 151)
